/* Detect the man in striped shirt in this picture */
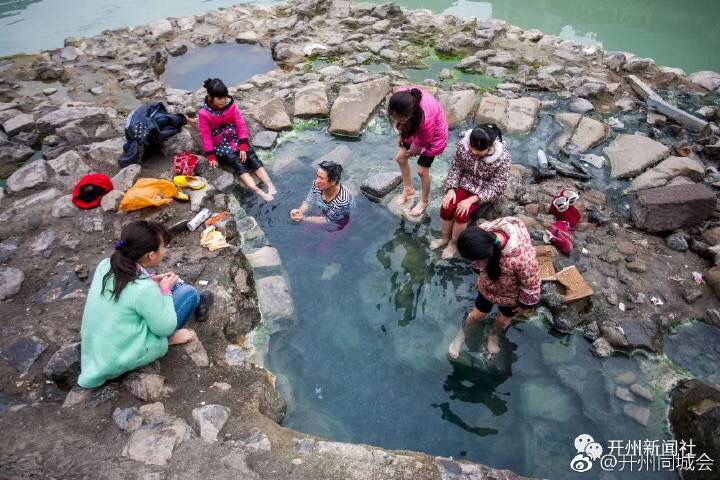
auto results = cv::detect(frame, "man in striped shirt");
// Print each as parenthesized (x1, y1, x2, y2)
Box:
(290, 161, 353, 230)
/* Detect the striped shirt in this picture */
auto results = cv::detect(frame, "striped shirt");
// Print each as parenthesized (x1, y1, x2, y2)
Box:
(304, 181, 353, 225)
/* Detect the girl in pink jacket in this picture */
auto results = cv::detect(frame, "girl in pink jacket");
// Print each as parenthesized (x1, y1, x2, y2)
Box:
(197, 78, 276, 202)
(448, 217, 541, 358)
(387, 87, 449, 216)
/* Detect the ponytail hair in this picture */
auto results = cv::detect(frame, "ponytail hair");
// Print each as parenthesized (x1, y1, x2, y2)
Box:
(457, 226, 503, 281)
(203, 78, 228, 98)
(102, 221, 171, 301)
(388, 88, 424, 140)
(469, 123, 503, 150)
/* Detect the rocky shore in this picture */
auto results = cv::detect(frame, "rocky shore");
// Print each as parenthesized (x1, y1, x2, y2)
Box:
(1, 0, 720, 478)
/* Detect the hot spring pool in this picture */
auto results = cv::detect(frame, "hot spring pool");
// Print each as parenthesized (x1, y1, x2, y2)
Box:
(232, 119, 720, 479)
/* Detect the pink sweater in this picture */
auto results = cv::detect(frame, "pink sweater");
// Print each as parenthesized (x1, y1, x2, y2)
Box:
(471, 217, 541, 307)
(197, 97, 249, 156)
(396, 87, 449, 157)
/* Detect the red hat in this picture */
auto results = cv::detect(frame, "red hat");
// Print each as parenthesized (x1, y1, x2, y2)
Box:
(71, 173, 114, 209)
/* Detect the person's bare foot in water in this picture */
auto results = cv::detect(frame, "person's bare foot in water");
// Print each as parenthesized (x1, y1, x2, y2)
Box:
(267, 185, 278, 196)
(168, 328, 196, 346)
(448, 329, 466, 359)
(430, 238, 449, 250)
(485, 332, 501, 356)
(395, 189, 416, 205)
(257, 190, 274, 202)
(441, 242, 458, 259)
(408, 200, 428, 217)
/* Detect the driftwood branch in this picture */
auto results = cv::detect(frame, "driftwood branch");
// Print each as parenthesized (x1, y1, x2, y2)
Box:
(627, 75, 710, 133)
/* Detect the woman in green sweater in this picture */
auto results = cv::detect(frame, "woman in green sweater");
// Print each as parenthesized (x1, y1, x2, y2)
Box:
(78, 220, 211, 388)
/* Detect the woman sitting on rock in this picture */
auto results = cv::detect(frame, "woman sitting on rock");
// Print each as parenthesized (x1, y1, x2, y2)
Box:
(197, 78, 276, 202)
(448, 216, 540, 359)
(290, 161, 353, 230)
(387, 87, 449, 217)
(78, 220, 212, 388)
(432, 124, 511, 259)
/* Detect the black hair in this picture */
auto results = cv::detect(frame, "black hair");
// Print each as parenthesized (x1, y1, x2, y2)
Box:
(102, 221, 171, 301)
(318, 161, 343, 183)
(457, 226, 502, 281)
(388, 88, 424, 140)
(203, 78, 229, 98)
(469, 124, 503, 151)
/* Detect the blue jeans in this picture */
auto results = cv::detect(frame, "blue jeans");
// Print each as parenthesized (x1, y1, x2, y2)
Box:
(172, 281, 200, 330)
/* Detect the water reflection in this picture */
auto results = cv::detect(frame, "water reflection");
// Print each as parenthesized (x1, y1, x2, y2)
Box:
(161, 43, 276, 91)
(377, 224, 433, 326)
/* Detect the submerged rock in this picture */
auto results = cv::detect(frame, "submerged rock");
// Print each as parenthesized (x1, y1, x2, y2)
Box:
(669, 379, 720, 480)
(360, 171, 402, 202)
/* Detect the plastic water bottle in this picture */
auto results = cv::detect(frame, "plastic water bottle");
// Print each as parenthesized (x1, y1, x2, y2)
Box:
(537, 149, 549, 169)
(187, 208, 211, 231)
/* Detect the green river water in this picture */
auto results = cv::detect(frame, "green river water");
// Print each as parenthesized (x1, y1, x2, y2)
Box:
(1, 0, 719, 73)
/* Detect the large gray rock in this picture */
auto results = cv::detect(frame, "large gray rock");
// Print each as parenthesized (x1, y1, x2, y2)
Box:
(246, 246, 282, 271)
(669, 379, 720, 480)
(688, 71, 720, 92)
(30, 230, 58, 257)
(255, 275, 294, 327)
(315, 144, 352, 167)
(251, 131, 278, 149)
(164, 128, 197, 157)
(36, 105, 117, 134)
(475, 96, 541, 134)
(192, 404, 231, 442)
(148, 19, 173, 39)
(252, 97, 292, 131)
(603, 134, 670, 179)
(0, 143, 34, 177)
(101, 190, 124, 212)
(123, 416, 190, 466)
(631, 183, 716, 232)
(111, 164, 142, 192)
(329, 78, 392, 136)
(13, 188, 60, 209)
(294, 82, 329, 117)
(0, 239, 18, 264)
(80, 137, 124, 165)
(47, 150, 91, 188)
(3, 113, 34, 136)
(51, 194, 79, 218)
(124, 373, 171, 402)
(0, 267, 24, 300)
(569, 98, 594, 114)
(627, 156, 705, 192)
(361, 171, 402, 201)
(559, 115, 609, 155)
(43, 342, 80, 381)
(438, 90, 476, 129)
(0, 335, 46, 372)
(6, 159, 48, 193)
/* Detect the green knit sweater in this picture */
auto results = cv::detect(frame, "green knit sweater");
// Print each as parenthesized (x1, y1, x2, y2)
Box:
(78, 258, 177, 388)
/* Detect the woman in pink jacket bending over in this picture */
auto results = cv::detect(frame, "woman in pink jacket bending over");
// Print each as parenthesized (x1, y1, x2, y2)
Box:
(197, 78, 276, 202)
(387, 88, 449, 217)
